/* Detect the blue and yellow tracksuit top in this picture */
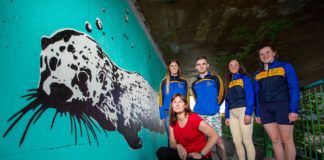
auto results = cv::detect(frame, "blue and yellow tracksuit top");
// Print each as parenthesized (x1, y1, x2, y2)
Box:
(254, 60, 300, 117)
(225, 74, 254, 119)
(159, 75, 190, 119)
(192, 72, 225, 115)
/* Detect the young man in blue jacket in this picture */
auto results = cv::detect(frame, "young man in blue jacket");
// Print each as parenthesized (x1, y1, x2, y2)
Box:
(192, 56, 226, 160)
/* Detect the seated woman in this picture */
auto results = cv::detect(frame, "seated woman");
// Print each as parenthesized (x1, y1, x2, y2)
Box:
(156, 93, 219, 160)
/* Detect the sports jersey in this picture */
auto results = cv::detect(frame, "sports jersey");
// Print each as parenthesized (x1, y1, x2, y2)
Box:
(192, 72, 225, 115)
(159, 75, 189, 119)
(254, 60, 300, 117)
(225, 73, 254, 119)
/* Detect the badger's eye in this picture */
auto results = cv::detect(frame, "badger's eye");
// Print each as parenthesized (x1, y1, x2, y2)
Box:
(98, 71, 105, 83)
(78, 71, 88, 83)
(49, 57, 58, 71)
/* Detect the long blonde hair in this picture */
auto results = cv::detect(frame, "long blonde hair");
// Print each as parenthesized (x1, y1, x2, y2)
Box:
(164, 60, 182, 95)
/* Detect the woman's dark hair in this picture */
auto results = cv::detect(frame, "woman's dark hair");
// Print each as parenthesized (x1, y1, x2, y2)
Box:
(169, 93, 191, 126)
(225, 59, 250, 93)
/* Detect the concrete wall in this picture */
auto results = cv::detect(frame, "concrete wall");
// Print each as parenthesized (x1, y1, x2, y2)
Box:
(0, 0, 167, 159)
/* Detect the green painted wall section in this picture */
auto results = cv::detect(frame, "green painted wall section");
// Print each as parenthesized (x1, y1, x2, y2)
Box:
(0, 0, 166, 159)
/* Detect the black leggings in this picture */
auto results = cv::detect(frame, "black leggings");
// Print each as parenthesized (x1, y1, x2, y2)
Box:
(156, 147, 212, 160)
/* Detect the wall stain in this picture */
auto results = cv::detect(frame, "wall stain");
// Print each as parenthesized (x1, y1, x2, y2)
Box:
(215, 19, 293, 67)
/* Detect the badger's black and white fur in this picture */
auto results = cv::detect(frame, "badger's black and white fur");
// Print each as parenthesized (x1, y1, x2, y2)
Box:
(3, 29, 164, 149)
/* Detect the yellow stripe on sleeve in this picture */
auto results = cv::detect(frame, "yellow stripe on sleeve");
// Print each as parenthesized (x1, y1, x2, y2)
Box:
(216, 75, 224, 104)
(159, 81, 163, 107)
(185, 80, 190, 105)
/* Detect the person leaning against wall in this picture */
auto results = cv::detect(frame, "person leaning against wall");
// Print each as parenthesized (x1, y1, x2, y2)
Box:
(156, 93, 219, 160)
(224, 59, 256, 160)
(191, 56, 226, 160)
(254, 45, 300, 160)
(159, 60, 190, 141)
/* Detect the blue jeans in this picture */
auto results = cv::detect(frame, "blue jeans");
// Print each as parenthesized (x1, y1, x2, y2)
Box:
(164, 110, 170, 136)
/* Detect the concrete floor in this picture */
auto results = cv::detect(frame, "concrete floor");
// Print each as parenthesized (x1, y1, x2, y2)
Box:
(211, 137, 270, 160)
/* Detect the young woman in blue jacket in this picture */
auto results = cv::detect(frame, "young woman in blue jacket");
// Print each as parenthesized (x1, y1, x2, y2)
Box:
(159, 60, 190, 137)
(225, 59, 256, 160)
(254, 45, 300, 160)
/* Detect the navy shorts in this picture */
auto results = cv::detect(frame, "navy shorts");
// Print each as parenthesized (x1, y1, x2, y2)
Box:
(259, 100, 293, 125)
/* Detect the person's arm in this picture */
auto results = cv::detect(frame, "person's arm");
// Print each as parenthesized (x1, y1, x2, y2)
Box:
(159, 80, 165, 119)
(253, 74, 261, 124)
(191, 82, 197, 102)
(188, 120, 219, 159)
(284, 63, 300, 123)
(243, 76, 254, 116)
(225, 101, 230, 126)
(284, 63, 301, 113)
(216, 75, 225, 106)
(225, 101, 230, 119)
(185, 80, 190, 106)
(169, 126, 187, 160)
(243, 76, 254, 124)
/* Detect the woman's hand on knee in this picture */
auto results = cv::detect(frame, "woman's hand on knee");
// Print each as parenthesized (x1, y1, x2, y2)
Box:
(289, 113, 298, 123)
(188, 152, 202, 159)
(225, 119, 230, 126)
(176, 144, 187, 160)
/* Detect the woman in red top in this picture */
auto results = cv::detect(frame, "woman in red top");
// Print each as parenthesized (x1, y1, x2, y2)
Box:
(156, 93, 219, 160)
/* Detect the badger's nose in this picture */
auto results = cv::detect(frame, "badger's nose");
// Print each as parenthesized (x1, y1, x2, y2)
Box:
(49, 83, 73, 104)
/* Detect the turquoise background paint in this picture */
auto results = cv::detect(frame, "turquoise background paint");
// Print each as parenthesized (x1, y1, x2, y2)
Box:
(0, 0, 167, 159)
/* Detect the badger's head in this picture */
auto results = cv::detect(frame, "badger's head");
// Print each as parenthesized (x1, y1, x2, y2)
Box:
(4, 29, 118, 146)
(39, 29, 114, 108)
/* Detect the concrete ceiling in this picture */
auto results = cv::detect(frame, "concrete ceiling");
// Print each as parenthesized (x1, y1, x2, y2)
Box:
(134, 0, 324, 87)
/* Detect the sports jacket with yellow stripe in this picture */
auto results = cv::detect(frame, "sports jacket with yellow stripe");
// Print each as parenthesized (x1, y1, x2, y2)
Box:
(225, 73, 254, 119)
(254, 60, 300, 117)
(159, 75, 190, 119)
(192, 72, 225, 115)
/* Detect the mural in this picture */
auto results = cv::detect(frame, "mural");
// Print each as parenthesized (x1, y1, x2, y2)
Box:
(3, 29, 164, 149)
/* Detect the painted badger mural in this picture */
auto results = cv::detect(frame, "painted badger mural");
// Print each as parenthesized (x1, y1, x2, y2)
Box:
(3, 29, 164, 149)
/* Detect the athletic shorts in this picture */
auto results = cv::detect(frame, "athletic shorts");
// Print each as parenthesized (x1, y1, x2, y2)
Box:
(198, 113, 222, 137)
(259, 100, 293, 125)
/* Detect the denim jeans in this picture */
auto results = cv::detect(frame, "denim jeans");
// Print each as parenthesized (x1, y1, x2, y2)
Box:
(164, 110, 170, 136)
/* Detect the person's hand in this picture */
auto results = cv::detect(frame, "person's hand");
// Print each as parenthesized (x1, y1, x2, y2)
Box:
(176, 144, 187, 160)
(162, 119, 165, 122)
(225, 119, 230, 126)
(188, 152, 202, 159)
(255, 117, 262, 124)
(289, 113, 298, 123)
(244, 115, 251, 124)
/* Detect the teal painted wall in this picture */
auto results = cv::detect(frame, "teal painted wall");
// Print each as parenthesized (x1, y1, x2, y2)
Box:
(0, 0, 167, 159)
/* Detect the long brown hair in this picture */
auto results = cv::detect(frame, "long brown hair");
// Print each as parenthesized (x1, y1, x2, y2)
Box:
(164, 60, 182, 95)
(225, 59, 250, 93)
(169, 93, 191, 126)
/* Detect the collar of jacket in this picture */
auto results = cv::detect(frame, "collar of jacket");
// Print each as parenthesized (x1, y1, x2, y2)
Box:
(170, 75, 179, 81)
(262, 59, 279, 71)
(196, 72, 211, 79)
(232, 73, 243, 80)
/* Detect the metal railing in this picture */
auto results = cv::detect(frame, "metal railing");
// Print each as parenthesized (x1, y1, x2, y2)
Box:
(222, 80, 324, 160)
(295, 80, 323, 160)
